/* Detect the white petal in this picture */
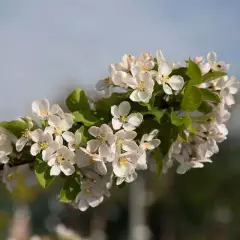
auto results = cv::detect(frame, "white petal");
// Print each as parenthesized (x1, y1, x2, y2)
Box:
(138, 91, 150, 102)
(55, 135, 63, 145)
(78, 198, 89, 211)
(100, 124, 113, 134)
(127, 113, 143, 127)
(99, 143, 111, 157)
(94, 161, 107, 175)
(87, 139, 101, 153)
(76, 149, 91, 168)
(31, 129, 42, 143)
(42, 147, 55, 161)
(156, 49, 165, 65)
(160, 62, 172, 76)
(163, 83, 173, 95)
(50, 164, 61, 176)
(145, 139, 161, 149)
(122, 141, 139, 153)
(122, 122, 135, 131)
(60, 161, 75, 176)
(62, 131, 75, 143)
(44, 126, 55, 135)
(119, 101, 131, 116)
(88, 126, 100, 137)
(111, 105, 120, 118)
(207, 51, 217, 64)
(16, 137, 28, 152)
(130, 90, 140, 102)
(30, 143, 41, 156)
(168, 75, 184, 91)
(112, 118, 123, 130)
(88, 196, 104, 208)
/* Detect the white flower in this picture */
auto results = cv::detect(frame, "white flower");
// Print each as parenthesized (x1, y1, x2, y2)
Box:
(30, 129, 54, 156)
(95, 77, 113, 98)
(140, 129, 161, 150)
(113, 152, 138, 178)
(116, 170, 137, 185)
(32, 99, 64, 120)
(75, 176, 108, 211)
(126, 72, 154, 103)
(16, 117, 34, 152)
(131, 52, 155, 73)
(87, 124, 115, 158)
(111, 101, 143, 130)
(156, 61, 184, 95)
(45, 115, 74, 145)
(76, 148, 107, 176)
(63, 130, 82, 151)
(111, 54, 137, 73)
(207, 52, 230, 72)
(47, 145, 75, 176)
(111, 70, 130, 88)
(0, 132, 13, 164)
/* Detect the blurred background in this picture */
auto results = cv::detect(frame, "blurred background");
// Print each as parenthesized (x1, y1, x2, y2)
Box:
(0, 0, 240, 239)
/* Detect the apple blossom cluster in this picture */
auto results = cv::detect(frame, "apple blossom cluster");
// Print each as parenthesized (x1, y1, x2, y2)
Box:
(0, 50, 238, 212)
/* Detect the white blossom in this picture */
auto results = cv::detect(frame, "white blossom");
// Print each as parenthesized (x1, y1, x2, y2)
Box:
(87, 124, 115, 158)
(47, 145, 75, 176)
(156, 61, 184, 95)
(140, 129, 161, 150)
(111, 101, 143, 130)
(96, 77, 113, 98)
(0, 132, 13, 164)
(45, 115, 74, 145)
(30, 129, 54, 156)
(207, 51, 230, 72)
(126, 72, 154, 103)
(131, 52, 155, 73)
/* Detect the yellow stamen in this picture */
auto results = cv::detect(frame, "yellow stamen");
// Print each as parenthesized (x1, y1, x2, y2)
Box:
(40, 109, 48, 117)
(145, 143, 150, 149)
(119, 157, 128, 165)
(55, 127, 62, 135)
(137, 80, 145, 91)
(162, 75, 170, 83)
(56, 155, 64, 164)
(120, 115, 127, 122)
(141, 65, 149, 72)
(40, 142, 48, 150)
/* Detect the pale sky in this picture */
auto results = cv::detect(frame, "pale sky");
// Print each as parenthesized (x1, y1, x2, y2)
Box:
(0, 0, 239, 134)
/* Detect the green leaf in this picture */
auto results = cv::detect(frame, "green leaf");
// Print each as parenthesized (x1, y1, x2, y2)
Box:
(152, 147, 163, 177)
(76, 125, 90, 144)
(0, 120, 28, 138)
(170, 67, 190, 81)
(34, 158, 55, 188)
(181, 85, 203, 111)
(60, 176, 81, 203)
(179, 130, 189, 142)
(203, 71, 226, 82)
(198, 101, 213, 114)
(200, 88, 220, 102)
(191, 114, 215, 123)
(187, 59, 202, 85)
(149, 108, 166, 123)
(66, 88, 90, 112)
(72, 111, 98, 127)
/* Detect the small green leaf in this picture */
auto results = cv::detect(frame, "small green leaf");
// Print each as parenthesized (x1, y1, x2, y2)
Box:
(76, 125, 90, 144)
(0, 120, 28, 138)
(150, 108, 166, 123)
(66, 88, 90, 112)
(73, 111, 98, 127)
(34, 158, 55, 188)
(200, 88, 220, 102)
(203, 71, 226, 82)
(60, 176, 81, 203)
(170, 67, 190, 81)
(191, 114, 215, 123)
(187, 59, 202, 85)
(152, 147, 163, 177)
(179, 130, 189, 142)
(181, 85, 203, 111)
(198, 101, 213, 114)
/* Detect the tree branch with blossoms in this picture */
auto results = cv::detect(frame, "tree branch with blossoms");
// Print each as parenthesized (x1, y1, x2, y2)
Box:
(0, 50, 238, 211)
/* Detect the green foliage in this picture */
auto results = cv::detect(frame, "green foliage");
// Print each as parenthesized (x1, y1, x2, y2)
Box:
(170, 67, 190, 81)
(152, 147, 163, 176)
(187, 59, 202, 85)
(76, 125, 90, 144)
(72, 111, 98, 127)
(0, 120, 28, 138)
(171, 110, 191, 127)
(60, 173, 81, 203)
(203, 71, 226, 82)
(148, 108, 166, 123)
(181, 84, 203, 111)
(66, 88, 99, 127)
(200, 88, 220, 102)
(198, 101, 213, 114)
(191, 114, 215, 124)
(34, 158, 55, 188)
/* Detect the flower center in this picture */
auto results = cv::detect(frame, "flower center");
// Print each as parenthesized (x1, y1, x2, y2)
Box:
(23, 130, 31, 139)
(141, 65, 148, 72)
(97, 134, 106, 143)
(40, 109, 48, 117)
(56, 155, 64, 164)
(85, 188, 92, 196)
(162, 75, 170, 83)
(120, 115, 128, 122)
(144, 143, 150, 149)
(137, 80, 145, 91)
(119, 157, 128, 165)
(55, 127, 63, 135)
(40, 141, 48, 150)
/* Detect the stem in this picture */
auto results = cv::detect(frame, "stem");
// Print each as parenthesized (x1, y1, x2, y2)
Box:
(0, 158, 35, 171)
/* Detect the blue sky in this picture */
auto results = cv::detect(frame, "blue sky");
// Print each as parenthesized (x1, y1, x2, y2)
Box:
(0, 0, 239, 133)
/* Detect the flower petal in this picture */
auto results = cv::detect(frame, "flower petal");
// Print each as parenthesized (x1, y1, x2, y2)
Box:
(60, 161, 75, 176)
(87, 139, 101, 153)
(130, 90, 140, 102)
(163, 83, 173, 95)
(112, 118, 123, 130)
(94, 161, 107, 175)
(50, 164, 61, 176)
(111, 105, 120, 118)
(119, 101, 131, 116)
(99, 143, 111, 157)
(78, 198, 89, 211)
(30, 143, 41, 156)
(62, 131, 75, 143)
(168, 75, 184, 91)
(88, 126, 100, 137)
(16, 137, 28, 152)
(127, 113, 143, 127)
